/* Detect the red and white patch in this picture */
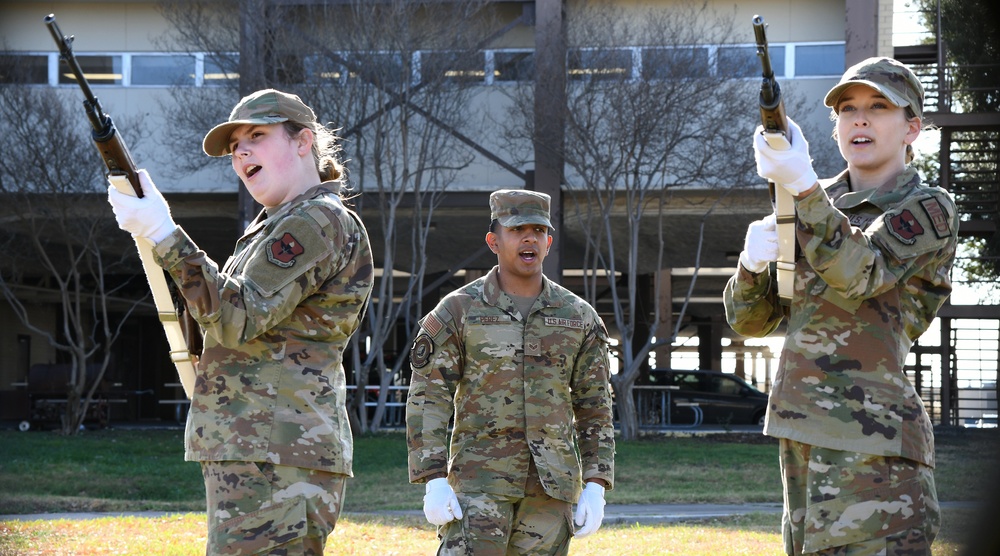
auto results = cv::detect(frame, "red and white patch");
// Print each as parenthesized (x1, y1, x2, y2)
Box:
(266, 232, 304, 267)
(885, 209, 924, 245)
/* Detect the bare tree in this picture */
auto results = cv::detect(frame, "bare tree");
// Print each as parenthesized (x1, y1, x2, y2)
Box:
(495, 0, 828, 439)
(155, 0, 499, 431)
(0, 83, 146, 435)
(313, 1, 497, 432)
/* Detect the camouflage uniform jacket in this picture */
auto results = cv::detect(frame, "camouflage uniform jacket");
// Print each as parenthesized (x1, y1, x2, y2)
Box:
(152, 183, 373, 474)
(406, 266, 615, 503)
(724, 167, 957, 466)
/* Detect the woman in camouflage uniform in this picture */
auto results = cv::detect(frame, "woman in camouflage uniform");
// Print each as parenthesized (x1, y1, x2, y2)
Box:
(724, 58, 958, 555)
(108, 89, 373, 555)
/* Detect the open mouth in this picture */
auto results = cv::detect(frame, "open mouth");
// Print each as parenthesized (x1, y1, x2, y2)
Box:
(246, 164, 262, 178)
(519, 249, 537, 262)
(852, 137, 872, 145)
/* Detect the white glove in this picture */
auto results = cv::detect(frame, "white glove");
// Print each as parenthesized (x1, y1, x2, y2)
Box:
(754, 117, 818, 196)
(107, 169, 177, 243)
(573, 481, 606, 538)
(423, 477, 463, 526)
(738, 213, 779, 274)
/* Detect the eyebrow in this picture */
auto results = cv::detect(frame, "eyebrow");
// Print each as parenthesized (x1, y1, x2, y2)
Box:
(229, 125, 263, 150)
(838, 92, 889, 105)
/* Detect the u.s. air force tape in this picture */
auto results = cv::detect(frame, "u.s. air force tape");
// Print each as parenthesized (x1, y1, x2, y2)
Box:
(411, 334, 433, 368)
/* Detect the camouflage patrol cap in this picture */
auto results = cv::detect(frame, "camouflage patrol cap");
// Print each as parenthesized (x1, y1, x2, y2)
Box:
(489, 189, 553, 229)
(824, 57, 924, 119)
(202, 89, 317, 157)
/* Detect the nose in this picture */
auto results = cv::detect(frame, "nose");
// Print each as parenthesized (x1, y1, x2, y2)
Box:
(232, 140, 249, 157)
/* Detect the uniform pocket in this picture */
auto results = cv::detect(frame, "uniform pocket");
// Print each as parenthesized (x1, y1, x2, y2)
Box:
(802, 476, 925, 553)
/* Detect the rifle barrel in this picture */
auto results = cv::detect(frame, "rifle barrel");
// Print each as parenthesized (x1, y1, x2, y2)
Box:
(752, 15, 773, 78)
(44, 14, 108, 134)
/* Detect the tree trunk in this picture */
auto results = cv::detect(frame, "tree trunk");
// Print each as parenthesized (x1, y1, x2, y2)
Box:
(612, 374, 639, 440)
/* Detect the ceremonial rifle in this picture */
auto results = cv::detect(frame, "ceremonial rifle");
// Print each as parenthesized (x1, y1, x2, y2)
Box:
(753, 14, 796, 306)
(45, 14, 199, 398)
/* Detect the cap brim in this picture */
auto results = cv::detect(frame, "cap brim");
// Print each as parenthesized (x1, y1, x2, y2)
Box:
(202, 116, 290, 157)
(824, 80, 910, 111)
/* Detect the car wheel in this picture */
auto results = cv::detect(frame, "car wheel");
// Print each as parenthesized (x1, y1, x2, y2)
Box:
(753, 412, 766, 426)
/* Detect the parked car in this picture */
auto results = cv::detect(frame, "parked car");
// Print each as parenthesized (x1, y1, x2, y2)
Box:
(645, 369, 769, 426)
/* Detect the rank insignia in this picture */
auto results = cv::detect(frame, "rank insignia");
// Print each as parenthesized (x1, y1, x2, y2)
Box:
(267, 232, 304, 267)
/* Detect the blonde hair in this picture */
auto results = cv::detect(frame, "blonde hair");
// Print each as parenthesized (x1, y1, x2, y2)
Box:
(283, 121, 345, 182)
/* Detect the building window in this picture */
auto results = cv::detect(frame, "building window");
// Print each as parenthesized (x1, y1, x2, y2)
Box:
(718, 45, 782, 78)
(131, 54, 196, 86)
(568, 48, 633, 81)
(420, 50, 486, 84)
(794, 44, 844, 77)
(304, 54, 347, 84)
(642, 46, 710, 80)
(57, 54, 122, 85)
(493, 50, 534, 82)
(203, 56, 238, 86)
(340, 52, 407, 87)
(0, 54, 49, 84)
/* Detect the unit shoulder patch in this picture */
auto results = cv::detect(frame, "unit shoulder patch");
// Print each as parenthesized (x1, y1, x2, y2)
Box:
(885, 208, 924, 245)
(410, 334, 434, 368)
(267, 232, 305, 267)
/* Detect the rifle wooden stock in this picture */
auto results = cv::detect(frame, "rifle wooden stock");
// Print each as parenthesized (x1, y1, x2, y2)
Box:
(753, 14, 796, 306)
(45, 14, 199, 398)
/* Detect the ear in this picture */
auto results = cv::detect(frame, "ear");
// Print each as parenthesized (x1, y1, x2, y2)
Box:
(546, 234, 553, 252)
(296, 128, 315, 156)
(904, 116, 921, 146)
(485, 231, 498, 253)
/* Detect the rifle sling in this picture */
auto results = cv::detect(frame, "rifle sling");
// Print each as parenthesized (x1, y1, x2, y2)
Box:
(110, 175, 197, 399)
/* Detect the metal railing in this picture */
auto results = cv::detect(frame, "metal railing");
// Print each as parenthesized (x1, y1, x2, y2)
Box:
(346, 384, 409, 428)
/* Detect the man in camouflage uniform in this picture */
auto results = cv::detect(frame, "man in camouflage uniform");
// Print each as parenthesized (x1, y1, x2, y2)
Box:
(108, 89, 373, 555)
(406, 190, 615, 555)
(725, 58, 958, 555)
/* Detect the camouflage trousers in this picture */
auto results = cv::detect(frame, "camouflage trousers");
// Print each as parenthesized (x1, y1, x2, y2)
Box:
(437, 462, 574, 556)
(779, 438, 940, 556)
(202, 461, 347, 555)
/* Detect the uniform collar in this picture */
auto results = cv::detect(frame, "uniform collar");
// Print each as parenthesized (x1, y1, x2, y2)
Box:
(482, 266, 561, 316)
(241, 182, 341, 238)
(828, 166, 920, 210)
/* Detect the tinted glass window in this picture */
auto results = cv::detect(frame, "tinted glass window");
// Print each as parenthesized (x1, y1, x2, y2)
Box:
(711, 376, 744, 396)
(674, 373, 702, 391)
(203, 56, 238, 86)
(342, 52, 407, 86)
(304, 54, 347, 84)
(494, 50, 534, 82)
(132, 55, 195, 86)
(719, 44, 784, 78)
(58, 55, 121, 85)
(421, 50, 485, 84)
(568, 48, 632, 81)
(0, 54, 49, 84)
(642, 47, 709, 79)
(795, 44, 844, 76)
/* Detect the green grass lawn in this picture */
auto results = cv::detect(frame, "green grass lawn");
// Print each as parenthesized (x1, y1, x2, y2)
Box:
(1, 426, 997, 514)
(1, 426, 997, 554)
